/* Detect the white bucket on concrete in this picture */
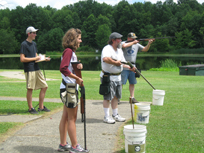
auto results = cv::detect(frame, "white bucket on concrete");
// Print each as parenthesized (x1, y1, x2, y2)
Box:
(134, 103, 151, 124)
(152, 90, 165, 106)
(123, 124, 147, 153)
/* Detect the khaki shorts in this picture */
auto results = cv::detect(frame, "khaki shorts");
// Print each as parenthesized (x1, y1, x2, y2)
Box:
(25, 70, 48, 90)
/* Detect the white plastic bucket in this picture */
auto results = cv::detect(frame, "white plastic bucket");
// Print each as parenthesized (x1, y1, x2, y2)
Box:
(123, 124, 147, 153)
(134, 103, 151, 124)
(152, 90, 165, 106)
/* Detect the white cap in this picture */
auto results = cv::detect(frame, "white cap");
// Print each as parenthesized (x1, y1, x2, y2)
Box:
(26, 26, 38, 34)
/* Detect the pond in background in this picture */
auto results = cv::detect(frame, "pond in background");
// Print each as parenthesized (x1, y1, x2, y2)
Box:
(1, 55, 204, 70)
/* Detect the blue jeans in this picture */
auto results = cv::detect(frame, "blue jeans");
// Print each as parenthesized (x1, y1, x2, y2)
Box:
(121, 70, 137, 85)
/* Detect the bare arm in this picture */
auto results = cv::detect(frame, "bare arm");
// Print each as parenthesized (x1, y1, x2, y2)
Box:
(142, 39, 154, 52)
(103, 57, 121, 66)
(122, 40, 139, 48)
(20, 53, 40, 63)
(68, 73, 83, 86)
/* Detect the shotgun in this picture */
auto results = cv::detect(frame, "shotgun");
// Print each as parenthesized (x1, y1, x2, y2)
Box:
(71, 62, 85, 122)
(121, 61, 156, 90)
(110, 58, 156, 90)
(126, 36, 175, 43)
(71, 61, 87, 149)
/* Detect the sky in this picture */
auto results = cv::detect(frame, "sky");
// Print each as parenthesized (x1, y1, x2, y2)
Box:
(0, 0, 204, 10)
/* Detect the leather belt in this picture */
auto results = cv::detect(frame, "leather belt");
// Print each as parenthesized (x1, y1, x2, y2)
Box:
(102, 70, 121, 76)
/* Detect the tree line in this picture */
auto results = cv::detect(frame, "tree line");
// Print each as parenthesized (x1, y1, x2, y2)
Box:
(0, 0, 204, 54)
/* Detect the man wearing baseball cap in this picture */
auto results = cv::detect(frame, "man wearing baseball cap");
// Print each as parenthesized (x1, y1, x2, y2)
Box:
(121, 32, 154, 103)
(26, 26, 39, 34)
(20, 26, 50, 114)
(99, 32, 135, 124)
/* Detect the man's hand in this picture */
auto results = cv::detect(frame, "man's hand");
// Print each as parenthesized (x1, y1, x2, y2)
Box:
(129, 66, 136, 72)
(148, 39, 154, 45)
(103, 57, 121, 66)
(133, 40, 140, 44)
(35, 56, 41, 61)
(45, 56, 51, 61)
(114, 60, 122, 66)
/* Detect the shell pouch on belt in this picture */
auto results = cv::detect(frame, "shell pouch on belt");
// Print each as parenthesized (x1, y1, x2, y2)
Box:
(61, 83, 77, 107)
(99, 73, 110, 95)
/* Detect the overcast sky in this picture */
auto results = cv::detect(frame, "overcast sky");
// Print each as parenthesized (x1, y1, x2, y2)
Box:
(0, 0, 204, 10)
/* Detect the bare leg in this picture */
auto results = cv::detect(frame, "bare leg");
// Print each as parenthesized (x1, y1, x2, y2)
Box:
(67, 106, 78, 147)
(129, 84, 135, 98)
(59, 105, 68, 145)
(103, 99, 110, 108)
(27, 89, 33, 110)
(111, 96, 118, 109)
(39, 87, 48, 109)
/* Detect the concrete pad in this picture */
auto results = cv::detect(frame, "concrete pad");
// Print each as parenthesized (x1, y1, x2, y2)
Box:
(0, 114, 42, 123)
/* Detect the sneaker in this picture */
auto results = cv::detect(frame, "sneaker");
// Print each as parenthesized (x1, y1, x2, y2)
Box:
(131, 98, 139, 104)
(58, 142, 71, 152)
(28, 108, 38, 114)
(69, 144, 89, 153)
(112, 114, 126, 122)
(103, 116, 115, 124)
(38, 106, 50, 112)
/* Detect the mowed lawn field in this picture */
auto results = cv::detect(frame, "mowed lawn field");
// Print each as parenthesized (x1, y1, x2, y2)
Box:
(0, 69, 204, 152)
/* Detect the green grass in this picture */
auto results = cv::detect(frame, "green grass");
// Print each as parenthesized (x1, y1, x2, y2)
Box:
(116, 72, 204, 153)
(0, 122, 22, 135)
(0, 100, 62, 115)
(0, 69, 204, 152)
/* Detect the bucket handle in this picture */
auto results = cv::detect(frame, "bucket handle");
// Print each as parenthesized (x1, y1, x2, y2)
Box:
(153, 97, 161, 100)
(125, 137, 145, 145)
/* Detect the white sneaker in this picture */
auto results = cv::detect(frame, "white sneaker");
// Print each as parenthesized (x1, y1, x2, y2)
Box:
(103, 116, 115, 124)
(112, 114, 126, 122)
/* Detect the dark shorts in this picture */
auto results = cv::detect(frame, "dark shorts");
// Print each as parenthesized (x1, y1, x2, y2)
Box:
(101, 78, 122, 101)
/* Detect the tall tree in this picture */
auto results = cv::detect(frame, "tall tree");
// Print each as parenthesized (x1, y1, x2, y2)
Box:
(37, 28, 64, 53)
(95, 24, 111, 50)
(175, 29, 196, 49)
(82, 14, 97, 47)
(0, 29, 18, 54)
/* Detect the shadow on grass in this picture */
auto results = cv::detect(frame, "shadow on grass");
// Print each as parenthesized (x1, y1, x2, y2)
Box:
(0, 109, 32, 115)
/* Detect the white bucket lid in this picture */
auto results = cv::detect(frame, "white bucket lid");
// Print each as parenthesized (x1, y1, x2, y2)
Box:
(124, 124, 147, 133)
(153, 89, 165, 95)
(135, 103, 151, 110)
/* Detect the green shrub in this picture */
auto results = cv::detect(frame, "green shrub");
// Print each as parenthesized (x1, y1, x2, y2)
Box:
(149, 59, 181, 71)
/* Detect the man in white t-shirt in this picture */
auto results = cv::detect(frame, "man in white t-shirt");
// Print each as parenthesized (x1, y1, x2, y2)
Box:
(100, 32, 135, 124)
(121, 32, 154, 103)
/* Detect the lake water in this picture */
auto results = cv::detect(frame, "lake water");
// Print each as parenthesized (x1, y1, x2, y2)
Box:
(1, 54, 204, 70)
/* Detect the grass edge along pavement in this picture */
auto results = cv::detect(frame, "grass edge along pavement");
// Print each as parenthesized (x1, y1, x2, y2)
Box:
(0, 101, 63, 144)
(0, 69, 204, 152)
